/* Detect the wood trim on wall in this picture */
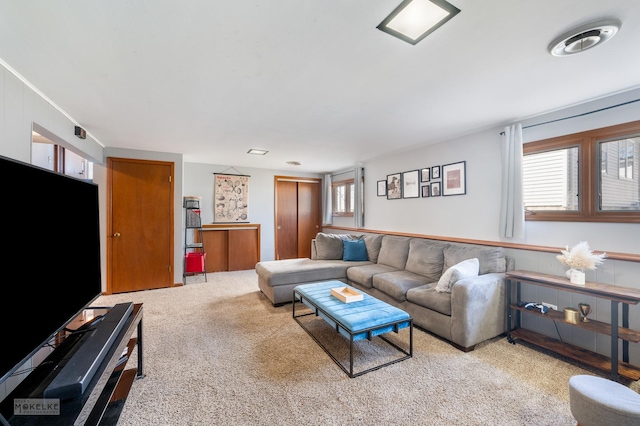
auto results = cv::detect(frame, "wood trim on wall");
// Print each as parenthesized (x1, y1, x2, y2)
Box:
(323, 225, 640, 263)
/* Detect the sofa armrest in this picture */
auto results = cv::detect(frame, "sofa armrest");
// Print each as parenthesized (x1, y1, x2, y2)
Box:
(449, 272, 507, 348)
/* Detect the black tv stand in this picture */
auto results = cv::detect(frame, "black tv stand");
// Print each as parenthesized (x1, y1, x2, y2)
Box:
(0, 303, 144, 425)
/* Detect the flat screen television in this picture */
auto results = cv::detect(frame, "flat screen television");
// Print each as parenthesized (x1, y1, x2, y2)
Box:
(0, 155, 102, 386)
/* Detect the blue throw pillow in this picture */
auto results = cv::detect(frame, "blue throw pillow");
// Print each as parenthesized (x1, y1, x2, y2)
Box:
(343, 239, 368, 261)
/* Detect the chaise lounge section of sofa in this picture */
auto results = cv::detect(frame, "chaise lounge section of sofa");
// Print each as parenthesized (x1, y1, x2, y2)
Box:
(255, 232, 513, 351)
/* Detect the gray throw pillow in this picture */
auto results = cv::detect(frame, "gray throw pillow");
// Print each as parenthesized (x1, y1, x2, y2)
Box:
(405, 239, 447, 282)
(315, 233, 354, 260)
(363, 234, 384, 263)
(377, 236, 411, 269)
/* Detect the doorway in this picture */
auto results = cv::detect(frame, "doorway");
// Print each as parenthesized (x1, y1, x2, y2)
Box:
(275, 176, 322, 260)
(107, 157, 174, 293)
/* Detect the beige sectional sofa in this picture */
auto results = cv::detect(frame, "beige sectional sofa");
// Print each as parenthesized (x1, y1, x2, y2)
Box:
(255, 232, 513, 351)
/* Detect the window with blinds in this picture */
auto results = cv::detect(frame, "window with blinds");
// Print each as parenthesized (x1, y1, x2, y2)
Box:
(523, 120, 640, 223)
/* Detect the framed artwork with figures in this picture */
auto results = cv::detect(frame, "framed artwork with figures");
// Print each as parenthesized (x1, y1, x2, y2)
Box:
(430, 181, 441, 197)
(431, 165, 440, 180)
(386, 173, 402, 199)
(214, 173, 250, 222)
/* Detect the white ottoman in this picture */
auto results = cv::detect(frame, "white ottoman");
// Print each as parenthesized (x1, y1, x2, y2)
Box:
(569, 375, 640, 426)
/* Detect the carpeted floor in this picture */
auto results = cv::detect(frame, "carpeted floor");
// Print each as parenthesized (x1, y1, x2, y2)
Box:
(94, 270, 632, 425)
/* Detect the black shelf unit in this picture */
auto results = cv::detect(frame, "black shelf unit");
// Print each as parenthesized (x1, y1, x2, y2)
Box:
(183, 197, 207, 283)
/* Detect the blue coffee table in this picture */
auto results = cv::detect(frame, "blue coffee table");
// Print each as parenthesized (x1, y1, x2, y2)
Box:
(293, 281, 413, 377)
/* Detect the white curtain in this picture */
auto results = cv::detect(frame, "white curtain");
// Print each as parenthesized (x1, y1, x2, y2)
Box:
(354, 165, 364, 228)
(499, 124, 525, 238)
(322, 173, 333, 225)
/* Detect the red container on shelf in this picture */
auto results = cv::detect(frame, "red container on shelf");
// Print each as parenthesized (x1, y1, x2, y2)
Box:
(185, 252, 206, 273)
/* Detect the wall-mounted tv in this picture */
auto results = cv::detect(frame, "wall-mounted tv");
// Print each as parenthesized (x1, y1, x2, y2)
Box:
(0, 155, 102, 386)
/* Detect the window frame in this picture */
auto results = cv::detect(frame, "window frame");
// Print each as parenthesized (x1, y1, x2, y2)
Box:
(331, 178, 355, 217)
(524, 120, 640, 223)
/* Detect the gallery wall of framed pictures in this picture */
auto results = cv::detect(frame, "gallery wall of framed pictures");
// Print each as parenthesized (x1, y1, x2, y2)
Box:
(379, 161, 466, 200)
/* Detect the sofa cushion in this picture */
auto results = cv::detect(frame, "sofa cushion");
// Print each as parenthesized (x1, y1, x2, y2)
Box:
(435, 258, 479, 293)
(343, 239, 368, 261)
(372, 271, 430, 302)
(362, 234, 384, 263)
(347, 264, 398, 289)
(443, 244, 506, 275)
(377, 236, 411, 270)
(404, 239, 447, 282)
(256, 258, 369, 286)
(315, 233, 355, 260)
(406, 285, 452, 316)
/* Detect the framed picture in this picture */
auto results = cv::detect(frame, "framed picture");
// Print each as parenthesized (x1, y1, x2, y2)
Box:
(386, 173, 402, 199)
(402, 170, 420, 199)
(377, 180, 387, 196)
(431, 165, 441, 180)
(420, 168, 430, 182)
(214, 173, 250, 222)
(421, 185, 430, 198)
(430, 181, 441, 197)
(442, 161, 466, 196)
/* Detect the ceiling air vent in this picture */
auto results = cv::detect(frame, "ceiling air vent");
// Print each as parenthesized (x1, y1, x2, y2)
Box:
(548, 19, 621, 57)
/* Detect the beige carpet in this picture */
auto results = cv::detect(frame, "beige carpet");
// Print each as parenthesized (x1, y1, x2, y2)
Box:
(94, 270, 630, 425)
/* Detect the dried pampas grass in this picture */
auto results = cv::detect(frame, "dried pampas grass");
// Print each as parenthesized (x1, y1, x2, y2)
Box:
(557, 241, 607, 270)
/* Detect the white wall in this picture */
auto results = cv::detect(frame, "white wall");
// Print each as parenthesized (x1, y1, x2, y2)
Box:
(364, 127, 503, 240)
(184, 162, 321, 262)
(363, 88, 640, 255)
(0, 68, 103, 165)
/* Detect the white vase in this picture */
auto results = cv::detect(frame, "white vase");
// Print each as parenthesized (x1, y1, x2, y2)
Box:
(567, 269, 586, 285)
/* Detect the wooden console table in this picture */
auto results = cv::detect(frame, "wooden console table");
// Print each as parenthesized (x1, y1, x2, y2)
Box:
(197, 224, 260, 272)
(506, 270, 640, 382)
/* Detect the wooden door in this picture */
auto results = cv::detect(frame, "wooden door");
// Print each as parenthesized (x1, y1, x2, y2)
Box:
(275, 176, 322, 260)
(275, 180, 298, 259)
(108, 158, 174, 293)
(297, 181, 321, 258)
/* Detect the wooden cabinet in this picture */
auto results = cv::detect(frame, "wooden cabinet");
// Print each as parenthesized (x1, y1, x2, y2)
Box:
(198, 224, 260, 272)
(506, 270, 640, 382)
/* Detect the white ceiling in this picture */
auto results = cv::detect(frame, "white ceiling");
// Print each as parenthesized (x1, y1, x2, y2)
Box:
(1, 1, 640, 173)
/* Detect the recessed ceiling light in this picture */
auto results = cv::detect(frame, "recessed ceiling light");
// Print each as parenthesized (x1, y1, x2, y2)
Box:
(286, 161, 301, 166)
(377, 0, 461, 45)
(247, 149, 268, 155)
(548, 19, 621, 57)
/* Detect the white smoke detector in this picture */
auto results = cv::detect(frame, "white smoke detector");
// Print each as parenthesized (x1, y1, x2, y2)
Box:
(548, 19, 621, 57)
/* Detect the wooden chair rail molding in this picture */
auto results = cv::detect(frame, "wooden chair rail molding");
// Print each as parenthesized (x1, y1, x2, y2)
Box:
(323, 225, 640, 263)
